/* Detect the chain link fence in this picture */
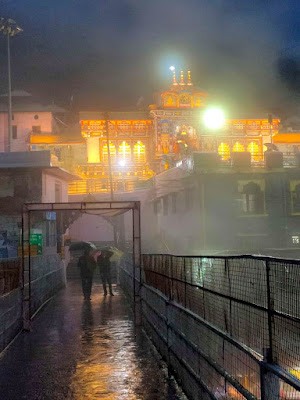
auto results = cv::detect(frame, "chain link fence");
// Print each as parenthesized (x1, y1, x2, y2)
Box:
(141, 254, 300, 400)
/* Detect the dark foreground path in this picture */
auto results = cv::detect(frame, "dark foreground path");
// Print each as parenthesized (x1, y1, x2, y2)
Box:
(0, 282, 186, 400)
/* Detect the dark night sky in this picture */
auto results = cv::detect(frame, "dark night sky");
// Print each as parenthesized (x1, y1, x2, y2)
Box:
(0, 0, 300, 116)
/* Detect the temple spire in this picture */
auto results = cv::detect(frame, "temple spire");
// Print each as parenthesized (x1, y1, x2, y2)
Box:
(179, 70, 185, 85)
(187, 70, 193, 85)
(173, 69, 178, 86)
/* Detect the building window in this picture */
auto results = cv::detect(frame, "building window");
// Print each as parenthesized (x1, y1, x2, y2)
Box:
(34, 114, 39, 120)
(292, 183, 300, 214)
(218, 142, 230, 160)
(118, 141, 131, 162)
(233, 142, 245, 152)
(171, 193, 177, 214)
(163, 196, 169, 216)
(238, 181, 264, 215)
(32, 125, 41, 133)
(247, 142, 261, 161)
(292, 235, 300, 244)
(12, 125, 17, 139)
(102, 141, 116, 163)
(55, 182, 62, 202)
(133, 141, 146, 163)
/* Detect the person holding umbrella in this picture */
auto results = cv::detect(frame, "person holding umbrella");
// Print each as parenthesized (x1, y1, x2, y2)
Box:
(78, 247, 97, 301)
(97, 249, 114, 296)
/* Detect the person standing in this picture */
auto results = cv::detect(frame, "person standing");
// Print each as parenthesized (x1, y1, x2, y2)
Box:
(78, 249, 96, 300)
(97, 250, 114, 296)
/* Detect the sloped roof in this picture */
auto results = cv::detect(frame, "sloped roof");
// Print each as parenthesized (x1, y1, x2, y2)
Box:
(0, 90, 32, 97)
(0, 103, 65, 113)
(0, 150, 51, 168)
(274, 133, 300, 143)
(79, 111, 151, 121)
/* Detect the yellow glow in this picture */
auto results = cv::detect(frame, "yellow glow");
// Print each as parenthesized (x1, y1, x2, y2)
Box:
(118, 141, 131, 161)
(203, 108, 225, 130)
(87, 137, 100, 163)
(133, 141, 146, 163)
(218, 142, 230, 160)
(102, 142, 116, 163)
(233, 142, 245, 152)
(247, 142, 260, 161)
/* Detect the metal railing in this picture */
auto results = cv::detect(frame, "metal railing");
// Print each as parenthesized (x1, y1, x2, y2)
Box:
(0, 258, 21, 296)
(140, 254, 300, 400)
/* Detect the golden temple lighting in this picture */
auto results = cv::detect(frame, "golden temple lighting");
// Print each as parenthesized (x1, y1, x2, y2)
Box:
(233, 142, 245, 152)
(187, 70, 192, 85)
(102, 142, 116, 163)
(247, 142, 260, 161)
(133, 141, 146, 163)
(180, 70, 185, 85)
(118, 141, 131, 161)
(218, 142, 230, 160)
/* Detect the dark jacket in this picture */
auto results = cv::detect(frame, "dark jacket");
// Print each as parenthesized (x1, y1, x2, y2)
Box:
(97, 255, 111, 276)
(78, 255, 96, 278)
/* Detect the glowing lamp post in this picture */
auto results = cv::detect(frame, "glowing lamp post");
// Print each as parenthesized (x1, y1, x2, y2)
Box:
(202, 108, 225, 154)
(203, 108, 225, 130)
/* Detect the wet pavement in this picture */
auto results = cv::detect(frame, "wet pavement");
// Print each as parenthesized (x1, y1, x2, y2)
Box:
(0, 281, 187, 400)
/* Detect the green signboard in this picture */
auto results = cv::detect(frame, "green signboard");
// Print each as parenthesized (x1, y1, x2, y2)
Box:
(30, 233, 43, 255)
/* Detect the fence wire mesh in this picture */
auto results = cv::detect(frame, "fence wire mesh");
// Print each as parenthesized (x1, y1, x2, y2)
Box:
(0, 258, 21, 295)
(141, 254, 300, 400)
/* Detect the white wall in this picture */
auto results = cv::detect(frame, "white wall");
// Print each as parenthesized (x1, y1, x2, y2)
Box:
(0, 112, 53, 152)
(42, 172, 69, 203)
(69, 213, 114, 242)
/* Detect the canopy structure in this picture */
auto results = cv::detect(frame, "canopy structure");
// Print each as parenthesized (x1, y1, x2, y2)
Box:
(22, 201, 141, 328)
(24, 201, 137, 217)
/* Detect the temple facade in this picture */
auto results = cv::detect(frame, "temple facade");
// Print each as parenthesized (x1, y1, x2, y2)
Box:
(150, 70, 280, 169)
(19, 69, 300, 196)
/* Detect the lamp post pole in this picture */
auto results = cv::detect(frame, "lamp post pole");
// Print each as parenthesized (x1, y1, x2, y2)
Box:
(268, 114, 273, 146)
(104, 112, 114, 200)
(7, 33, 12, 151)
(0, 18, 23, 152)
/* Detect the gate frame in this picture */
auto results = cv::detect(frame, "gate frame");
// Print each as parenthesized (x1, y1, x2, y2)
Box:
(22, 201, 141, 329)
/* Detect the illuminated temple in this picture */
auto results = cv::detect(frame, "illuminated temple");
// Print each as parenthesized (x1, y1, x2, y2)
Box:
(29, 69, 288, 195)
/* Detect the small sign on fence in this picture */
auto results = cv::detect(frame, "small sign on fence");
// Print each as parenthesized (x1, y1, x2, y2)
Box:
(30, 234, 43, 255)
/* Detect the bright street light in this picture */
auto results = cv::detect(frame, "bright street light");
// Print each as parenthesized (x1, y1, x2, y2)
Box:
(118, 160, 126, 167)
(0, 18, 23, 152)
(203, 108, 225, 130)
(169, 66, 175, 71)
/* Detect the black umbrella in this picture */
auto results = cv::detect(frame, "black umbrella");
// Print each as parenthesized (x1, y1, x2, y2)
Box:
(264, 143, 279, 151)
(69, 241, 97, 251)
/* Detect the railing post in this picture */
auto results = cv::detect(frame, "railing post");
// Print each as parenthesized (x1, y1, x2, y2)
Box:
(170, 255, 173, 302)
(261, 260, 279, 400)
(265, 259, 274, 364)
(260, 354, 280, 400)
(183, 257, 187, 308)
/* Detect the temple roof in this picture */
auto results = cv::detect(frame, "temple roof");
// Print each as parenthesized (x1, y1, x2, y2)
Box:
(0, 102, 65, 113)
(79, 111, 151, 121)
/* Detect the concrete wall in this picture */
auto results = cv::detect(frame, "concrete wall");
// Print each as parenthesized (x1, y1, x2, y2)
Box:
(42, 172, 69, 203)
(0, 112, 53, 152)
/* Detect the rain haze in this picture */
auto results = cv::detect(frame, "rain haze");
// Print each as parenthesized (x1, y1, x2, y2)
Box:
(0, 0, 299, 115)
(0, 2, 300, 400)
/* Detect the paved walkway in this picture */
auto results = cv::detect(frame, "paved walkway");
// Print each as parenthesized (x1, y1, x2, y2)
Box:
(0, 282, 186, 400)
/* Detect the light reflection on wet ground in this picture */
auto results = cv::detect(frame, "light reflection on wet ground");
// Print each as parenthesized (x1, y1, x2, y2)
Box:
(0, 282, 187, 400)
